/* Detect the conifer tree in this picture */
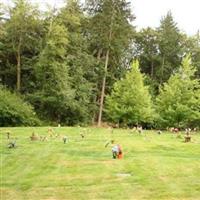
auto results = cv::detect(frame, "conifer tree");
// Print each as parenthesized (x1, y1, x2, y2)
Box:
(156, 55, 200, 128)
(33, 21, 74, 123)
(57, 0, 96, 124)
(106, 60, 154, 126)
(86, 0, 135, 126)
(157, 11, 182, 83)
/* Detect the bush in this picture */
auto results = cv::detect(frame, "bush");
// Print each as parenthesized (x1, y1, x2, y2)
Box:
(0, 86, 40, 126)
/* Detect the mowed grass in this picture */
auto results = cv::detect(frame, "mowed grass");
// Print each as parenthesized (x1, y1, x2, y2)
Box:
(0, 127, 200, 200)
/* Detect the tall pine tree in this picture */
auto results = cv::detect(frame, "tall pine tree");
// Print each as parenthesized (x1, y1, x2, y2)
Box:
(157, 11, 182, 84)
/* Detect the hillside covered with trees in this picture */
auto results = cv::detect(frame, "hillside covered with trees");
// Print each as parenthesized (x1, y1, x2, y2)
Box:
(0, 0, 200, 128)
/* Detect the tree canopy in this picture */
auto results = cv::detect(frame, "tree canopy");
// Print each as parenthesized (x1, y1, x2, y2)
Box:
(0, 0, 199, 128)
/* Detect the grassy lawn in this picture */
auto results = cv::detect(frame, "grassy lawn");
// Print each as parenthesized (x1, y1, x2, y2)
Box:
(1, 127, 200, 200)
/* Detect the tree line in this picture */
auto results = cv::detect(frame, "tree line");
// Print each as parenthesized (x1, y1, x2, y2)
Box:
(0, 0, 200, 128)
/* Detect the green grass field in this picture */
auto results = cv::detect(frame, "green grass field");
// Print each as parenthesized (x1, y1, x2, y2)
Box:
(1, 127, 200, 200)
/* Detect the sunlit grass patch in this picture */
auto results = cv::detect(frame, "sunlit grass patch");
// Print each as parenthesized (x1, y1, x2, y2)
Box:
(1, 127, 200, 200)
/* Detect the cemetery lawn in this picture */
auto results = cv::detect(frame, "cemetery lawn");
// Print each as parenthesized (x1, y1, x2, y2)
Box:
(1, 127, 200, 200)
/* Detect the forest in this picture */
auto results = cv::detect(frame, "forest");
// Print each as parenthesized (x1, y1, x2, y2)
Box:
(0, 0, 200, 128)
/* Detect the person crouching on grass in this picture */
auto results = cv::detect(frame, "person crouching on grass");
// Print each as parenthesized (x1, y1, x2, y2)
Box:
(111, 140, 123, 159)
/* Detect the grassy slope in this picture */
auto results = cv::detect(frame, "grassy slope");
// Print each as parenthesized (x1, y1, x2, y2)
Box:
(0, 127, 200, 200)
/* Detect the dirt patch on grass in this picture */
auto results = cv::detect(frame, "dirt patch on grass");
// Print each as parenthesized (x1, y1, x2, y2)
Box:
(45, 198, 60, 200)
(116, 173, 132, 177)
(159, 176, 168, 182)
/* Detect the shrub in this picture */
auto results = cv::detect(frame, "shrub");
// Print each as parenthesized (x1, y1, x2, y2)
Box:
(0, 86, 40, 126)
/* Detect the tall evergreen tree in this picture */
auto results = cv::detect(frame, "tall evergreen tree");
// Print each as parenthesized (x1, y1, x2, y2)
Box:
(86, 0, 135, 126)
(56, 0, 97, 124)
(156, 55, 200, 128)
(106, 60, 154, 126)
(2, 0, 41, 92)
(157, 11, 183, 84)
(32, 21, 74, 123)
(0, 4, 5, 79)
(133, 27, 160, 96)
(134, 28, 159, 78)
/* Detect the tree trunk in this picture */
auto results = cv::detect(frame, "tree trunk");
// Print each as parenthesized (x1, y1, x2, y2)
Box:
(16, 42, 21, 93)
(97, 5, 114, 127)
(151, 59, 154, 78)
(92, 94, 98, 124)
(160, 56, 165, 84)
(97, 49, 110, 127)
(92, 48, 103, 124)
(97, 48, 102, 61)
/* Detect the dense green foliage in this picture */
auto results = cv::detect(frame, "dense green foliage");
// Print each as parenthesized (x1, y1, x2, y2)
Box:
(57, 0, 98, 124)
(1, 127, 200, 199)
(106, 60, 154, 126)
(86, 0, 135, 125)
(157, 11, 183, 84)
(156, 56, 200, 128)
(134, 12, 200, 94)
(31, 22, 74, 124)
(0, 86, 40, 126)
(0, 0, 41, 92)
(0, 0, 200, 127)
